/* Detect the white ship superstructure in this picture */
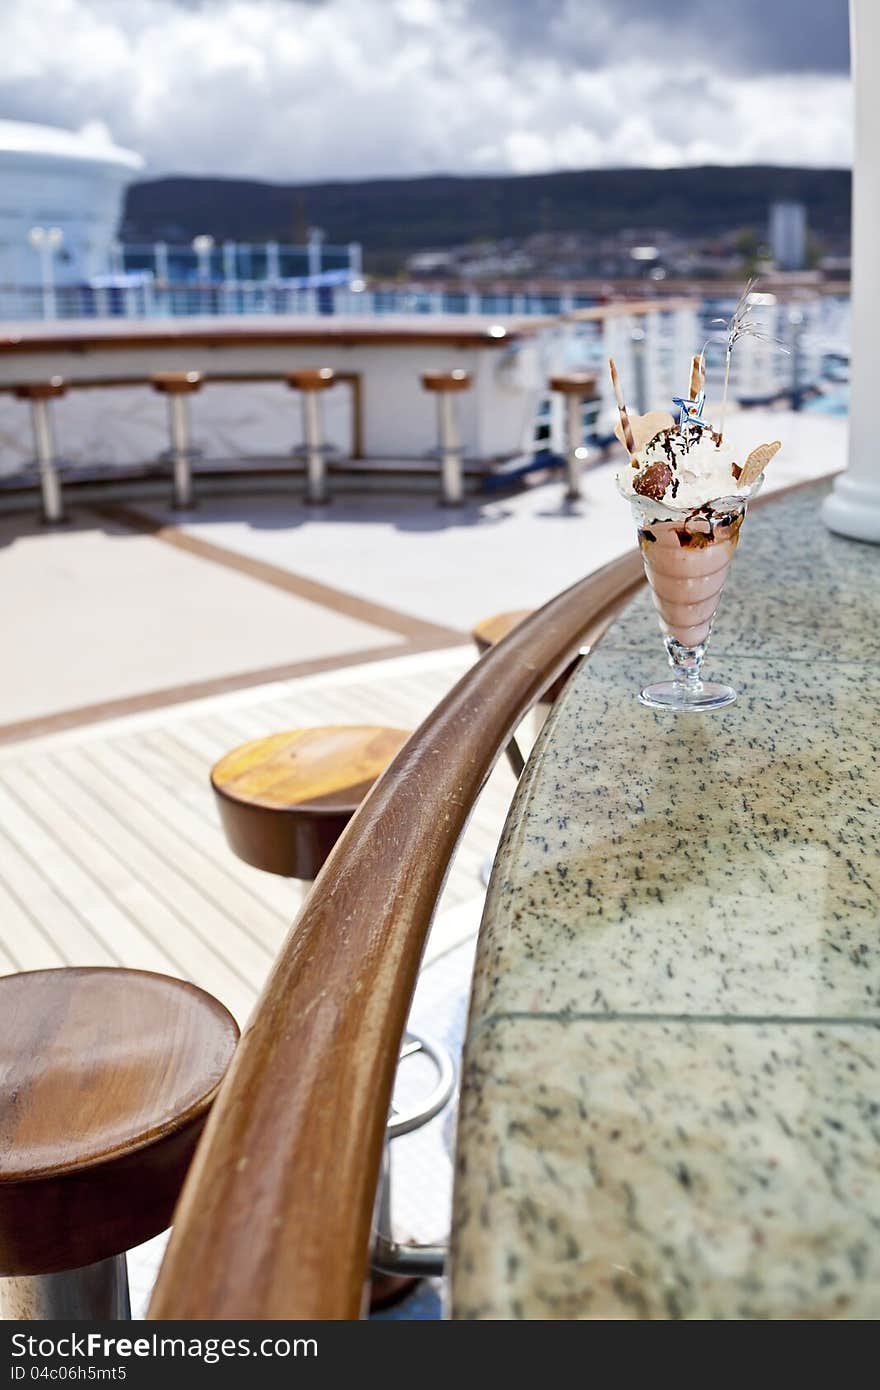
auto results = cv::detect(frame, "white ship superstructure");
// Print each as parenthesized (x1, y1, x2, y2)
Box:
(0, 119, 143, 289)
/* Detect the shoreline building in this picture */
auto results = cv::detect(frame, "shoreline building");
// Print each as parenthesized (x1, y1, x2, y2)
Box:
(0, 119, 143, 289)
(769, 200, 808, 272)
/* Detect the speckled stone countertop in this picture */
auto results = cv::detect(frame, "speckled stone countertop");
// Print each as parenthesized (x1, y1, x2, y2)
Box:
(450, 481, 880, 1320)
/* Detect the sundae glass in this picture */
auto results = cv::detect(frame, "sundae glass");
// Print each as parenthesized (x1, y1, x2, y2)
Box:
(611, 353, 780, 711)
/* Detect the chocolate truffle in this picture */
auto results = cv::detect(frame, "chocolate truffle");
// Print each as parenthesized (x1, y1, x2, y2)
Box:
(633, 461, 673, 502)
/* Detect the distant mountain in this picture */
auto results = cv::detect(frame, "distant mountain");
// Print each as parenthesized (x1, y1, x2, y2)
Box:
(123, 165, 851, 270)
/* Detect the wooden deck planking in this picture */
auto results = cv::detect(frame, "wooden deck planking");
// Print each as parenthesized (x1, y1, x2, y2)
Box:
(0, 781, 118, 965)
(55, 747, 274, 983)
(0, 650, 512, 1026)
(81, 739, 297, 942)
(133, 730, 295, 918)
(25, 754, 260, 1020)
(0, 874, 63, 972)
(0, 763, 174, 976)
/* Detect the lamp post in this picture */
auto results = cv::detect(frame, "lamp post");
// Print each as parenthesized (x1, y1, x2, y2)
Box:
(154, 241, 169, 282)
(27, 226, 63, 320)
(191, 235, 215, 315)
(822, 0, 880, 541)
(192, 234, 215, 279)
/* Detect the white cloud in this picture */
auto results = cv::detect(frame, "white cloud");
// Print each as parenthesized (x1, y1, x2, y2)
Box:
(0, 0, 852, 180)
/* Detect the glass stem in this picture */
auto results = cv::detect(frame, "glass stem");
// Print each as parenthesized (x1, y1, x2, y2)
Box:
(683, 658, 703, 690)
(665, 636, 705, 688)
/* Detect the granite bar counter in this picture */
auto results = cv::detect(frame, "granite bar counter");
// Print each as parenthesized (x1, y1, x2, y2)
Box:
(450, 480, 880, 1319)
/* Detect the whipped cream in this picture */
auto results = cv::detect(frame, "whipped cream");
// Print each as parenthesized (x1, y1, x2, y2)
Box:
(618, 424, 746, 509)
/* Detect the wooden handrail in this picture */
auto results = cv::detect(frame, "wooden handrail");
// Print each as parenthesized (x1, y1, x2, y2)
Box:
(147, 546, 645, 1320)
(562, 297, 696, 322)
(146, 472, 835, 1320)
(0, 318, 533, 355)
(0, 300, 698, 359)
(485, 297, 698, 334)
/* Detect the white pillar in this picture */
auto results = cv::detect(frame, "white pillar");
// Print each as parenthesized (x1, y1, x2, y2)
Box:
(823, 0, 880, 541)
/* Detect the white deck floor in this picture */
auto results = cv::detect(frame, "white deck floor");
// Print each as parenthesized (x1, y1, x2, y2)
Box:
(126, 407, 845, 630)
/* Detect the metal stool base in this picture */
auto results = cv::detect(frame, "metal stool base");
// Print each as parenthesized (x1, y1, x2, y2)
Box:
(30, 398, 65, 524)
(165, 396, 197, 509)
(564, 394, 584, 500)
(371, 1030, 455, 1281)
(301, 391, 330, 504)
(0, 1254, 130, 1321)
(437, 395, 464, 506)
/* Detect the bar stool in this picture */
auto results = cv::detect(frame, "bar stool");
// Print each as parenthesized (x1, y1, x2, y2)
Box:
(151, 371, 204, 509)
(210, 725, 412, 879)
(472, 610, 582, 777)
(420, 369, 471, 506)
(285, 368, 335, 505)
(548, 372, 598, 500)
(210, 725, 456, 1304)
(0, 967, 238, 1320)
(14, 378, 67, 523)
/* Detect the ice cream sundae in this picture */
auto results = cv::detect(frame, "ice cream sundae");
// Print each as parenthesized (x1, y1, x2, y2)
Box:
(612, 336, 781, 711)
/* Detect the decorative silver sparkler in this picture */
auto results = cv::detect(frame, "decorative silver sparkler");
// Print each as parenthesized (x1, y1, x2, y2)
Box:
(712, 279, 789, 440)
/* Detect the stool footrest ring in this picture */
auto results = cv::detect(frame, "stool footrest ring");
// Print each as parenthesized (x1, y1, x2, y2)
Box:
(386, 1031, 455, 1139)
(371, 1237, 445, 1278)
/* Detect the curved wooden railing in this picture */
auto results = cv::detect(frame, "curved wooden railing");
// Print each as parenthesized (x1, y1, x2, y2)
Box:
(147, 546, 645, 1320)
(147, 471, 835, 1319)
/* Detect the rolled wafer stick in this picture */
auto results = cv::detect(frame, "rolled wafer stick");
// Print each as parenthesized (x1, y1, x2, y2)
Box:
(688, 353, 703, 398)
(608, 356, 636, 454)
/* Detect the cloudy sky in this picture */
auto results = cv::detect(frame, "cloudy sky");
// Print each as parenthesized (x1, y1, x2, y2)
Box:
(1, 0, 852, 182)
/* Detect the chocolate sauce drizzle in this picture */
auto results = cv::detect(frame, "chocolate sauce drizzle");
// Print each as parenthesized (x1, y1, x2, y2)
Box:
(675, 505, 743, 547)
(634, 423, 741, 522)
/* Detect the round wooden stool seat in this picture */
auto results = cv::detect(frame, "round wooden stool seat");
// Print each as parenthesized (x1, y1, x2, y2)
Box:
(0, 968, 238, 1277)
(548, 372, 598, 396)
(472, 608, 531, 655)
(285, 367, 335, 392)
(472, 609, 574, 704)
(420, 369, 471, 393)
(14, 378, 66, 401)
(211, 725, 411, 879)
(151, 371, 204, 394)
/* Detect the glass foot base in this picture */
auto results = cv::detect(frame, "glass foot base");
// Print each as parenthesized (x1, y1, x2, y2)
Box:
(639, 680, 737, 712)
